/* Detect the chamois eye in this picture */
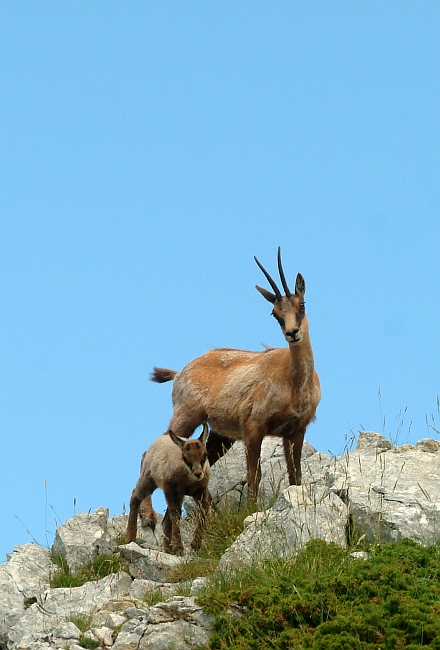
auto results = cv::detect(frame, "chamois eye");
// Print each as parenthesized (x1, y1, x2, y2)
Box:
(299, 301, 306, 315)
(272, 310, 285, 328)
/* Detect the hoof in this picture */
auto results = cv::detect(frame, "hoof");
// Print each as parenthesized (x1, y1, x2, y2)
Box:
(171, 546, 184, 556)
(140, 516, 156, 532)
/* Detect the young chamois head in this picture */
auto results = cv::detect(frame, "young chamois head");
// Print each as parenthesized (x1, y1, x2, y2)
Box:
(168, 423, 209, 481)
(254, 247, 307, 345)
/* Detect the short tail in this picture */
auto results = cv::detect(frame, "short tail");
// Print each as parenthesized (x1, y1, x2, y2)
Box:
(150, 366, 178, 383)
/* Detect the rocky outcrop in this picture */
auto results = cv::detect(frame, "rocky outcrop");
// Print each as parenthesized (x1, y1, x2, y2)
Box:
(218, 484, 348, 569)
(111, 596, 213, 650)
(203, 437, 325, 507)
(327, 431, 440, 545)
(8, 572, 133, 648)
(0, 544, 56, 648)
(1, 432, 439, 649)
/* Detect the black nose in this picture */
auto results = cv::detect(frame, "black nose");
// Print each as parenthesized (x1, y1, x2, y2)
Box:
(286, 329, 299, 339)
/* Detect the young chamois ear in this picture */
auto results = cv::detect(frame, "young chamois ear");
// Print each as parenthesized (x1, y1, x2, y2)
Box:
(168, 423, 209, 449)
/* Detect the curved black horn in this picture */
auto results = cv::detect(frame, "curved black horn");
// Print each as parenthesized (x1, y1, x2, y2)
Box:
(254, 255, 282, 300)
(277, 247, 291, 297)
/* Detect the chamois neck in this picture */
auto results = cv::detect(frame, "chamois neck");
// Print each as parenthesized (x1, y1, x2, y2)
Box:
(288, 330, 314, 389)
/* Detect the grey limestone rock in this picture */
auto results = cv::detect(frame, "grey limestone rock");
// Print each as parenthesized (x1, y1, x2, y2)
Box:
(51, 507, 119, 571)
(7, 572, 132, 648)
(0, 543, 56, 648)
(119, 542, 185, 582)
(111, 596, 213, 650)
(204, 437, 322, 509)
(218, 484, 348, 568)
(327, 431, 440, 544)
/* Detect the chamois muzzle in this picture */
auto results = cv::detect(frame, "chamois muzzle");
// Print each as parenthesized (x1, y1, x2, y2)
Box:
(285, 328, 300, 343)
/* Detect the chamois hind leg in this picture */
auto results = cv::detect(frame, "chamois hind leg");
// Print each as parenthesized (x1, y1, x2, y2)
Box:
(139, 495, 157, 531)
(168, 404, 205, 439)
(126, 475, 157, 543)
(162, 483, 185, 555)
(283, 430, 305, 486)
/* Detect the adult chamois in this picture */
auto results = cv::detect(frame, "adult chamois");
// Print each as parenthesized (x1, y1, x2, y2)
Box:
(151, 248, 321, 498)
(126, 424, 210, 555)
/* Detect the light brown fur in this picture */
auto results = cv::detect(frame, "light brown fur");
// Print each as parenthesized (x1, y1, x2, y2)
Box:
(151, 248, 321, 498)
(126, 424, 210, 555)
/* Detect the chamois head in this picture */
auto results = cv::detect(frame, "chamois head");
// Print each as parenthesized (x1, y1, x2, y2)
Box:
(254, 247, 307, 345)
(168, 423, 209, 480)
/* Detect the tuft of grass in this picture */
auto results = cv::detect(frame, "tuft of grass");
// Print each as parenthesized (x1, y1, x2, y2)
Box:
(66, 613, 100, 649)
(78, 638, 100, 649)
(50, 552, 126, 588)
(66, 613, 95, 634)
(142, 587, 168, 607)
(199, 538, 440, 649)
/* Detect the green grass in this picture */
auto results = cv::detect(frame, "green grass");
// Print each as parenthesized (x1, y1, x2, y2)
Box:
(50, 552, 126, 588)
(199, 538, 440, 649)
(65, 614, 100, 649)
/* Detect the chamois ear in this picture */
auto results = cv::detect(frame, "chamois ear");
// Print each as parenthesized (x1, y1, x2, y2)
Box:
(295, 273, 306, 299)
(199, 423, 209, 446)
(168, 429, 186, 450)
(255, 285, 277, 304)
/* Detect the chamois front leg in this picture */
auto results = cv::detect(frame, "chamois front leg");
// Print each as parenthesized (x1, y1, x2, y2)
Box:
(162, 483, 184, 555)
(190, 487, 211, 552)
(244, 428, 264, 500)
(283, 430, 305, 486)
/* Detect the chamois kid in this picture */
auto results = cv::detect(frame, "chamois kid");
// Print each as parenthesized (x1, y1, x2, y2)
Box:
(151, 248, 321, 498)
(126, 424, 210, 555)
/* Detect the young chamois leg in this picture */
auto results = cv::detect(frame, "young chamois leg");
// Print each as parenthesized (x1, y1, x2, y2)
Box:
(126, 475, 157, 543)
(190, 487, 211, 552)
(161, 508, 172, 554)
(162, 481, 185, 555)
(139, 495, 158, 531)
(283, 429, 306, 486)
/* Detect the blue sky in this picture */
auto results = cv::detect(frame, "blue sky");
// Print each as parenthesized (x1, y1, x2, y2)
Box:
(1, 2, 439, 561)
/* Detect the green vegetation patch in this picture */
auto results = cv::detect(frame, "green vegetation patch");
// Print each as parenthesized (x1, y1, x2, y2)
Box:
(50, 552, 126, 588)
(201, 538, 440, 649)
